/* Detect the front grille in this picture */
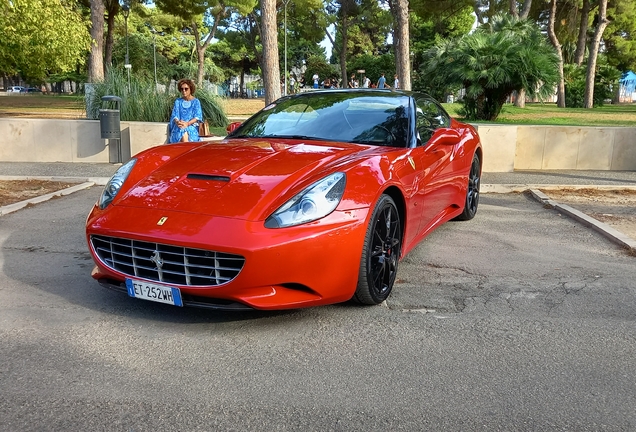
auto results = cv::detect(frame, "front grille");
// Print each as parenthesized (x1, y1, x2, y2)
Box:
(90, 235, 245, 286)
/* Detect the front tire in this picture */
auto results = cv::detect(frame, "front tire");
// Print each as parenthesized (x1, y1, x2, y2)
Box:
(454, 153, 481, 221)
(353, 195, 402, 305)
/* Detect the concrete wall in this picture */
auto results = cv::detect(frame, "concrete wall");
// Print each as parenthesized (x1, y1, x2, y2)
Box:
(0, 118, 169, 163)
(0, 118, 635, 172)
(474, 124, 636, 172)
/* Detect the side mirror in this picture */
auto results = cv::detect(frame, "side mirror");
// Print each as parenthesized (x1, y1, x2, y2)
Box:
(429, 128, 461, 146)
(226, 121, 242, 134)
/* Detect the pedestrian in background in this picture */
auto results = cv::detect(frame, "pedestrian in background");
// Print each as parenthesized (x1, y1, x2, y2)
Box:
(169, 78, 202, 143)
(393, 74, 399, 89)
(377, 73, 389, 89)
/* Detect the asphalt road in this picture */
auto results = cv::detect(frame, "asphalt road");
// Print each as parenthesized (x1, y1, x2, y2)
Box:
(1, 188, 635, 431)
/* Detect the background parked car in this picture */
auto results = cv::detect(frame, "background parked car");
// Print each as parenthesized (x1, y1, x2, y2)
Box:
(21, 87, 42, 93)
(6, 86, 25, 93)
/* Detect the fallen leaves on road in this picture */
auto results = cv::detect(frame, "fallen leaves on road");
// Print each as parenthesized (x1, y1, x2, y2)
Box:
(0, 180, 74, 207)
(540, 188, 636, 240)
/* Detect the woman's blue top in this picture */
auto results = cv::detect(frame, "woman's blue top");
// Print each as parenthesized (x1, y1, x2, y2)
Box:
(169, 97, 203, 143)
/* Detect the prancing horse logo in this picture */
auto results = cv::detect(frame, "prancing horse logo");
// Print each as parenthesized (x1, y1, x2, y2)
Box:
(149, 250, 164, 271)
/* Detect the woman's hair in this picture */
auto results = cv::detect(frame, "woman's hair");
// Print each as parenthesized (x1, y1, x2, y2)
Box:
(177, 78, 196, 95)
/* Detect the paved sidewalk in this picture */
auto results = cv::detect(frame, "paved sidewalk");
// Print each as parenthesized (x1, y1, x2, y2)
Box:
(0, 162, 119, 182)
(1, 162, 635, 187)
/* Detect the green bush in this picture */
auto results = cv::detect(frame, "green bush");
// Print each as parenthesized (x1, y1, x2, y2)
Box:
(421, 15, 559, 121)
(303, 55, 340, 86)
(564, 64, 620, 108)
(348, 53, 396, 87)
(85, 70, 228, 127)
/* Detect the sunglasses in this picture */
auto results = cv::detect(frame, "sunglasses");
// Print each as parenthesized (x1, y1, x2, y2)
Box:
(180, 87, 190, 92)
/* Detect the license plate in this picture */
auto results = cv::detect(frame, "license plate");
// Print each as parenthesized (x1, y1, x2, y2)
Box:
(125, 279, 183, 307)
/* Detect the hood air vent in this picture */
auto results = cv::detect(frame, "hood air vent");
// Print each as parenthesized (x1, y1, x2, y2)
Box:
(187, 173, 231, 182)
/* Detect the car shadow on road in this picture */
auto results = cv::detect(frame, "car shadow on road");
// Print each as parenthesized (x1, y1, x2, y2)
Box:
(0, 190, 326, 326)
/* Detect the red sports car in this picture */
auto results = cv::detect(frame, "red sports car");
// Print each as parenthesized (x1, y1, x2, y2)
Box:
(86, 89, 482, 310)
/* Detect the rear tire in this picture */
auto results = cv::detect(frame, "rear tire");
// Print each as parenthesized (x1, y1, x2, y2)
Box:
(454, 153, 481, 221)
(353, 195, 402, 305)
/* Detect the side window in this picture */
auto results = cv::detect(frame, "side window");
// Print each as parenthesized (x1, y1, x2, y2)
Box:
(415, 98, 450, 144)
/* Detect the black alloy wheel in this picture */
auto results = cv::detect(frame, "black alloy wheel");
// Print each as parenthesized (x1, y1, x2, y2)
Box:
(454, 153, 481, 221)
(354, 194, 402, 305)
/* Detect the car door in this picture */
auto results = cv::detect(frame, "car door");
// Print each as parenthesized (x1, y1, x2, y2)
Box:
(412, 96, 459, 236)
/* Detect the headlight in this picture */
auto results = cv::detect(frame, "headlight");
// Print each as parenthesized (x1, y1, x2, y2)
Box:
(265, 172, 346, 228)
(98, 158, 136, 209)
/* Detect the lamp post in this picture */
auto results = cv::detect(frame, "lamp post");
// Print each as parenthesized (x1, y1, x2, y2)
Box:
(122, 4, 131, 91)
(153, 33, 157, 88)
(149, 27, 159, 89)
(283, 0, 291, 96)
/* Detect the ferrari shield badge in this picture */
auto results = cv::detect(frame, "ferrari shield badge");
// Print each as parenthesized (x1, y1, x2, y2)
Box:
(157, 217, 168, 226)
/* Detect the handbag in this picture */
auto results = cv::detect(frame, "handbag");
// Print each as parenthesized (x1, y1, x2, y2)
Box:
(198, 120, 210, 136)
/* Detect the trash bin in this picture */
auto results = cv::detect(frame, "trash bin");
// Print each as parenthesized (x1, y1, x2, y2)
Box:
(99, 96, 122, 163)
(99, 96, 121, 139)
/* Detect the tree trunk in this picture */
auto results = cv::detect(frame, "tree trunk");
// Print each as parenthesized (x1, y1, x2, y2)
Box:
(510, 0, 532, 107)
(613, 83, 620, 104)
(88, 0, 105, 83)
(247, 13, 263, 66)
(192, 11, 222, 87)
(192, 22, 207, 87)
(548, 0, 565, 107)
(339, 13, 348, 89)
(260, 0, 281, 104)
(509, 0, 532, 18)
(509, 0, 518, 17)
(574, 0, 591, 65)
(390, 0, 411, 90)
(240, 68, 245, 97)
(191, 23, 205, 86)
(584, 0, 609, 109)
(519, 0, 532, 19)
(104, 11, 115, 73)
(515, 88, 526, 108)
(103, 0, 118, 73)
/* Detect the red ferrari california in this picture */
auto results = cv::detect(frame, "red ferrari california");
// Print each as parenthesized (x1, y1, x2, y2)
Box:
(86, 89, 482, 310)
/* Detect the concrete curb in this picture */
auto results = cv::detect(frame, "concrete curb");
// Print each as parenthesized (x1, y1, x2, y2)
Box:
(529, 189, 636, 254)
(0, 181, 97, 217)
(1, 177, 635, 255)
(482, 184, 636, 194)
(0, 175, 109, 185)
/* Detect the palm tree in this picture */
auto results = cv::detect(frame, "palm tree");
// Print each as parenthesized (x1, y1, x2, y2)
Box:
(422, 15, 559, 121)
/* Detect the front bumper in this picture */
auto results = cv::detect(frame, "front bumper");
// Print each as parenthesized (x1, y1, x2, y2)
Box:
(87, 204, 370, 310)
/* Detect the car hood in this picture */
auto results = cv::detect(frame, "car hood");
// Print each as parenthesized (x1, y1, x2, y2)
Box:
(118, 139, 368, 220)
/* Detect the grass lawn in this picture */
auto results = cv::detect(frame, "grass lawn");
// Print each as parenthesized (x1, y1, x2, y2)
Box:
(0, 94, 85, 118)
(443, 102, 636, 127)
(2, 94, 636, 127)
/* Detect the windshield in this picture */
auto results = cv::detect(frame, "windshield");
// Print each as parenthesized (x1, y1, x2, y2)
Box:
(229, 91, 411, 147)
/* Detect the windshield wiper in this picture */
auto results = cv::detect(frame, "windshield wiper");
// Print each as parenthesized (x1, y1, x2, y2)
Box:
(230, 134, 323, 141)
(267, 134, 320, 141)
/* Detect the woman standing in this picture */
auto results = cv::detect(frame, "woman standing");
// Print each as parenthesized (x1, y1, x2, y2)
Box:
(169, 79, 203, 143)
